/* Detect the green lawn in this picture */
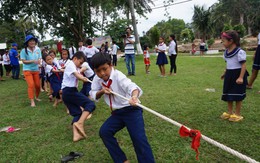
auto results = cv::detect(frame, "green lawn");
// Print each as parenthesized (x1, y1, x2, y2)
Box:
(0, 53, 259, 163)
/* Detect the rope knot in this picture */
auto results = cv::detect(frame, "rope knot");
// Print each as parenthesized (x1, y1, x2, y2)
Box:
(179, 126, 201, 160)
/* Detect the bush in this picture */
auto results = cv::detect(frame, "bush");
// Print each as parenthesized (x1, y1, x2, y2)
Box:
(207, 38, 215, 47)
(233, 24, 246, 37)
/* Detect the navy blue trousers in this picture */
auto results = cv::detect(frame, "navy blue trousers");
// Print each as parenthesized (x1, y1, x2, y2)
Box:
(99, 106, 155, 163)
(49, 74, 62, 99)
(62, 87, 95, 123)
(11, 65, 20, 79)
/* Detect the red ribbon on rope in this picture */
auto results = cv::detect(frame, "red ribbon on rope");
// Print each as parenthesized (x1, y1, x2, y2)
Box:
(179, 125, 201, 160)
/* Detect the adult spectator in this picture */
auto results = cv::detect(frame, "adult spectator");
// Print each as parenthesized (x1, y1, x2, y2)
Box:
(69, 42, 77, 59)
(20, 35, 42, 107)
(9, 43, 20, 79)
(124, 27, 136, 76)
(247, 31, 260, 89)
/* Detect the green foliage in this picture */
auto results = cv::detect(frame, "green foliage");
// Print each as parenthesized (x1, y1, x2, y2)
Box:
(104, 18, 131, 49)
(192, 5, 212, 39)
(207, 38, 215, 47)
(180, 28, 192, 43)
(223, 22, 233, 32)
(233, 24, 246, 37)
(147, 26, 160, 46)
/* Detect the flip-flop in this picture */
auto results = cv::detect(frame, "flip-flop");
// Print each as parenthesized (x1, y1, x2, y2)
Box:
(0, 126, 11, 132)
(0, 126, 21, 133)
(61, 152, 83, 163)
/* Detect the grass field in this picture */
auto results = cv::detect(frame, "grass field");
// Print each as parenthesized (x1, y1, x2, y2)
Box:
(0, 52, 259, 163)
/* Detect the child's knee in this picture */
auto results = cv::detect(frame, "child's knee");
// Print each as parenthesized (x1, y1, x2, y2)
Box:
(99, 126, 110, 138)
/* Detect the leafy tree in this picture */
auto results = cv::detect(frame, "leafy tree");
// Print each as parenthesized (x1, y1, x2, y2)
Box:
(192, 5, 212, 40)
(147, 26, 160, 46)
(180, 28, 192, 43)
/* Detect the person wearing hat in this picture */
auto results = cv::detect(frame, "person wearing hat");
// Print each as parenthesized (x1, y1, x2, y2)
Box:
(20, 35, 42, 107)
(9, 43, 20, 79)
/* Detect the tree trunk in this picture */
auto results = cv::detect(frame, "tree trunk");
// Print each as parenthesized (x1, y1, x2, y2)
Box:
(239, 13, 244, 25)
(128, 0, 143, 55)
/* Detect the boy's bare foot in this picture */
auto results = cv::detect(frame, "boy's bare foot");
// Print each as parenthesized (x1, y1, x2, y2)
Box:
(86, 113, 92, 120)
(73, 125, 85, 142)
(124, 160, 130, 163)
(73, 122, 87, 138)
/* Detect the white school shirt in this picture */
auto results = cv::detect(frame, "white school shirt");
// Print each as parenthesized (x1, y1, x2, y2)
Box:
(61, 61, 80, 89)
(78, 46, 87, 56)
(69, 46, 77, 59)
(124, 35, 135, 55)
(59, 59, 71, 68)
(223, 48, 246, 70)
(3, 54, 10, 65)
(45, 64, 56, 76)
(85, 46, 99, 58)
(53, 58, 61, 69)
(258, 33, 260, 45)
(81, 62, 94, 78)
(168, 40, 177, 55)
(90, 68, 142, 110)
(158, 42, 167, 52)
(112, 44, 119, 55)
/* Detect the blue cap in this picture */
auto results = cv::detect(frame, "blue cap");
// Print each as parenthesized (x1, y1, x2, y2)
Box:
(12, 43, 18, 47)
(24, 35, 38, 45)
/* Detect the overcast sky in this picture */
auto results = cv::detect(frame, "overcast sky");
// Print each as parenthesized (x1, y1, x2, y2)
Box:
(136, 0, 218, 35)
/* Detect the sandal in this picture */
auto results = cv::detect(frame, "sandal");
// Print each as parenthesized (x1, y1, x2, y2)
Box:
(61, 152, 83, 163)
(229, 114, 243, 122)
(220, 112, 231, 119)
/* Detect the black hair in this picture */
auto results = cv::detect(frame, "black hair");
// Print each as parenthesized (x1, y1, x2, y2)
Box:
(91, 52, 111, 69)
(170, 34, 178, 53)
(61, 48, 70, 59)
(86, 38, 92, 45)
(42, 53, 50, 62)
(126, 27, 132, 31)
(143, 44, 148, 50)
(72, 51, 86, 62)
(112, 41, 116, 44)
(224, 30, 240, 47)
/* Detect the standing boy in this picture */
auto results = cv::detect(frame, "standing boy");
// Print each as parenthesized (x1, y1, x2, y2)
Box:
(90, 53, 155, 163)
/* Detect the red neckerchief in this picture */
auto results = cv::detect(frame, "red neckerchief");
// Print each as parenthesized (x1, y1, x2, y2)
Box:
(87, 46, 93, 48)
(52, 64, 61, 81)
(179, 126, 201, 160)
(102, 79, 113, 111)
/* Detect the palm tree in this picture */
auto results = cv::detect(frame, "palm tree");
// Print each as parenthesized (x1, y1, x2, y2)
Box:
(192, 5, 212, 40)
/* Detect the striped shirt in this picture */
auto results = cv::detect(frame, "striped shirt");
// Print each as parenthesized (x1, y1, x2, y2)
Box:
(124, 35, 135, 55)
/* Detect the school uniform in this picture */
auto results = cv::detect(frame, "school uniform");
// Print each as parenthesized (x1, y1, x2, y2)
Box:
(222, 48, 248, 101)
(156, 42, 168, 65)
(168, 40, 177, 73)
(112, 44, 119, 66)
(253, 33, 260, 70)
(3, 53, 12, 74)
(80, 62, 95, 96)
(62, 61, 95, 123)
(90, 68, 155, 163)
(69, 46, 77, 59)
(45, 63, 62, 99)
(84, 46, 99, 69)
